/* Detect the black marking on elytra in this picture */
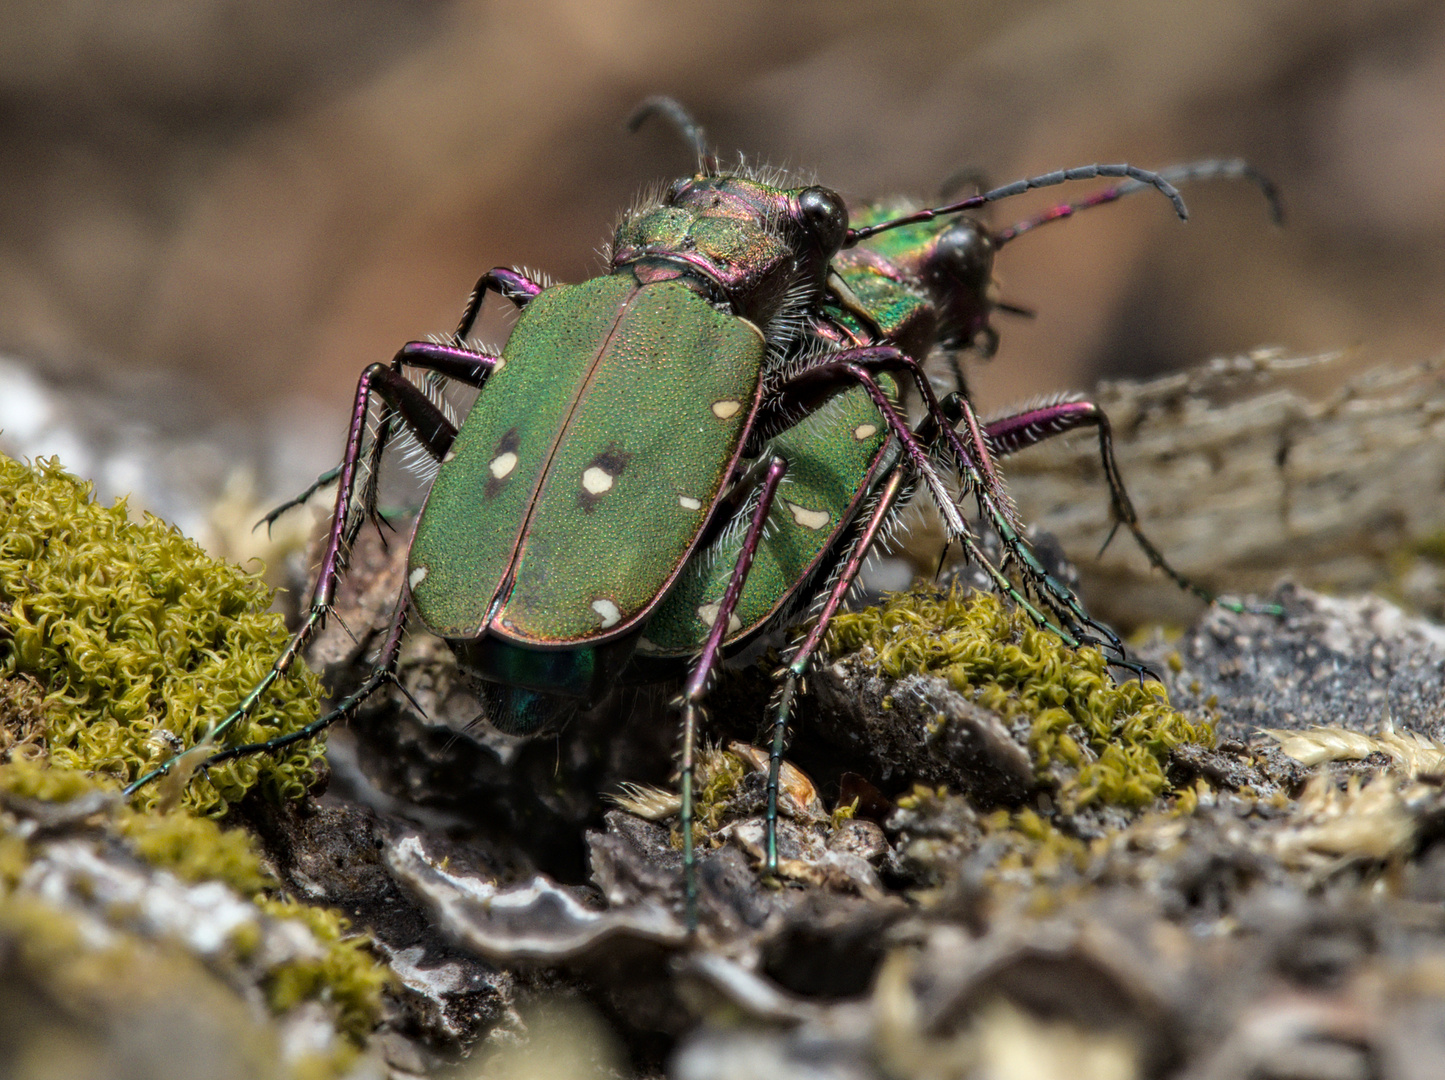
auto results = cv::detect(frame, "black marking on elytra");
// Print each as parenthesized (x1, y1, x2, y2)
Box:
(577, 443, 634, 513)
(484, 427, 521, 500)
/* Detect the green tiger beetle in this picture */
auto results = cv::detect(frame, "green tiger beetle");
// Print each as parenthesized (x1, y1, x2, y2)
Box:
(126, 98, 1213, 927)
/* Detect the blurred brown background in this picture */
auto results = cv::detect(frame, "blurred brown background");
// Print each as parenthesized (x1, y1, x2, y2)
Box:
(2, 0, 1443, 430)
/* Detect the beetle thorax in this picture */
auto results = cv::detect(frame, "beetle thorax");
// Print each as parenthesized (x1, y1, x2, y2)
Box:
(612, 174, 848, 332)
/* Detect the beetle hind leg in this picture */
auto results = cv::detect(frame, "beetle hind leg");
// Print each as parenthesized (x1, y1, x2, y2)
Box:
(981, 395, 1282, 618)
(125, 587, 411, 797)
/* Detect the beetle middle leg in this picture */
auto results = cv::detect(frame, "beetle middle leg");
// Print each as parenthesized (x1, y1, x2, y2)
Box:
(259, 339, 500, 531)
(174, 589, 413, 788)
(262, 263, 526, 530)
(677, 454, 789, 928)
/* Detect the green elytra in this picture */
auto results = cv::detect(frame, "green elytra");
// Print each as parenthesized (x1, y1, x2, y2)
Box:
(409, 275, 764, 644)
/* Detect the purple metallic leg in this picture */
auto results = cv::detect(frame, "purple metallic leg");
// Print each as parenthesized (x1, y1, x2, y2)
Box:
(128, 345, 496, 798)
(453, 267, 546, 343)
(679, 454, 789, 928)
(983, 395, 1251, 610)
(776, 350, 1123, 655)
(259, 340, 497, 532)
(765, 464, 909, 873)
(394, 340, 498, 388)
(841, 348, 1132, 654)
(777, 358, 1076, 645)
(770, 345, 1011, 523)
(315, 348, 498, 615)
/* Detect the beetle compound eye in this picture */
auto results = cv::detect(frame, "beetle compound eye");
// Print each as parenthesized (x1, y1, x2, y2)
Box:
(931, 221, 995, 290)
(797, 186, 849, 252)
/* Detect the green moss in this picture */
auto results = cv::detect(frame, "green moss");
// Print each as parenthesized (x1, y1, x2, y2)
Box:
(0, 753, 109, 803)
(257, 897, 391, 1041)
(827, 585, 1210, 811)
(0, 453, 325, 814)
(0, 454, 387, 1056)
(698, 747, 747, 830)
(118, 805, 275, 896)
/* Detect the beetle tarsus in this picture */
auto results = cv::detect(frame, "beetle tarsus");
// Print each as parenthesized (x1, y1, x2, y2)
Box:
(255, 465, 342, 535)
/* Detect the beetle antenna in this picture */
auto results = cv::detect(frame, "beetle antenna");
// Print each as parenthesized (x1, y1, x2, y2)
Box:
(844, 163, 1189, 246)
(992, 158, 1283, 249)
(627, 96, 718, 176)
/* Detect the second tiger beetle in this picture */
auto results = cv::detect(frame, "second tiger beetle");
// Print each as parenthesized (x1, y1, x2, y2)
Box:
(126, 98, 1232, 927)
(819, 162, 1283, 609)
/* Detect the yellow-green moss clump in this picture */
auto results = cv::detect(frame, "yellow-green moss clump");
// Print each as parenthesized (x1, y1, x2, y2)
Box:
(0, 453, 324, 814)
(0, 456, 389, 1061)
(827, 585, 1209, 811)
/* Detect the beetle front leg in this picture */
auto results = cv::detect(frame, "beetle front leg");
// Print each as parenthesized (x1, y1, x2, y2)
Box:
(829, 347, 1131, 659)
(677, 454, 789, 930)
(773, 354, 1110, 654)
(767, 346, 1013, 526)
(826, 363, 1080, 644)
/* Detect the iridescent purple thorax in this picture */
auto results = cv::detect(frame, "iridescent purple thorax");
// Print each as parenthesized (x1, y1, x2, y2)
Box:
(612, 173, 848, 328)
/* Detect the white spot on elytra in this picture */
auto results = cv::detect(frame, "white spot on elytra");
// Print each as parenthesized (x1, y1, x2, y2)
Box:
(711, 399, 742, 420)
(591, 599, 621, 628)
(678, 495, 702, 510)
(696, 602, 742, 635)
(786, 501, 831, 531)
(489, 451, 518, 479)
(853, 422, 879, 440)
(442, 449, 457, 463)
(582, 466, 614, 494)
(409, 566, 428, 589)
